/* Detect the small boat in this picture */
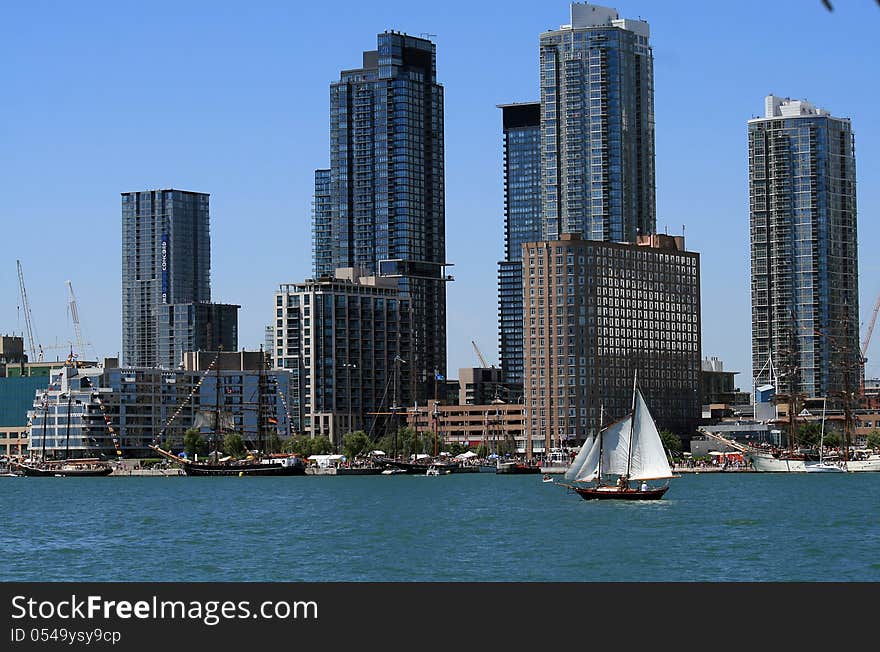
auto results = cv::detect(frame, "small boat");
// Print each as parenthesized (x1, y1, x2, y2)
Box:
(542, 474, 554, 483)
(560, 372, 675, 501)
(381, 468, 406, 475)
(804, 462, 846, 473)
(495, 460, 541, 474)
(425, 464, 449, 476)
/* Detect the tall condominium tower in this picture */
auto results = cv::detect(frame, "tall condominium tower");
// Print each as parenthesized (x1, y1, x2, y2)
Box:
(522, 234, 701, 453)
(273, 269, 413, 444)
(121, 189, 211, 367)
(313, 32, 447, 399)
(497, 102, 542, 386)
(539, 3, 655, 242)
(749, 95, 859, 403)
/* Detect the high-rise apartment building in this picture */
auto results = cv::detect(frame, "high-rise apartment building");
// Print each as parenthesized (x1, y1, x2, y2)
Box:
(749, 95, 859, 403)
(313, 32, 448, 399)
(157, 302, 239, 369)
(539, 3, 655, 242)
(122, 189, 211, 367)
(522, 233, 700, 454)
(497, 103, 542, 386)
(273, 268, 413, 444)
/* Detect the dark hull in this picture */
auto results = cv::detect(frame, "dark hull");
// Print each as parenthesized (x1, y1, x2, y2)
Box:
(573, 485, 669, 501)
(13, 463, 113, 477)
(181, 461, 306, 477)
(496, 463, 541, 474)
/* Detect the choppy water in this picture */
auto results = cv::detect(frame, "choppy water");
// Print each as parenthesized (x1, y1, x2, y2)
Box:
(3, 472, 878, 581)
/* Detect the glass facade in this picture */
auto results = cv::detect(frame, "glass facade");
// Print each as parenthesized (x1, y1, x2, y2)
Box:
(121, 189, 211, 368)
(539, 6, 655, 243)
(498, 103, 542, 385)
(316, 32, 446, 398)
(157, 302, 239, 369)
(749, 97, 859, 402)
(274, 277, 412, 443)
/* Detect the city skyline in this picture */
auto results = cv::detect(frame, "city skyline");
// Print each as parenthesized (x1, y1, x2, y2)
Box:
(3, 1, 879, 391)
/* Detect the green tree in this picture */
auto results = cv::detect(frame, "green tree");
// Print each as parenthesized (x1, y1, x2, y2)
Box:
(476, 443, 489, 458)
(822, 429, 842, 448)
(309, 435, 334, 456)
(866, 429, 880, 450)
(183, 428, 208, 457)
(659, 430, 682, 455)
(222, 433, 246, 458)
(797, 422, 822, 447)
(342, 431, 372, 460)
(446, 441, 469, 456)
(162, 436, 175, 453)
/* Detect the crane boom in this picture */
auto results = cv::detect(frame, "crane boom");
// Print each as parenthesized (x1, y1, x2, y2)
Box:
(471, 340, 489, 368)
(66, 280, 86, 356)
(861, 293, 880, 358)
(16, 260, 42, 362)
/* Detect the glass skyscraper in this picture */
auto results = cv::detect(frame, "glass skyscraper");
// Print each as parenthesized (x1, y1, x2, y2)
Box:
(121, 189, 211, 368)
(313, 31, 447, 398)
(749, 95, 859, 403)
(539, 3, 655, 242)
(497, 103, 542, 386)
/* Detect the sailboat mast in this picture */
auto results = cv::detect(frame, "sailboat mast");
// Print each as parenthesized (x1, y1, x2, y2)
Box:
(214, 357, 221, 458)
(596, 403, 605, 484)
(393, 356, 399, 459)
(257, 346, 264, 455)
(625, 370, 638, 479)
(41, 393, 48, 462)
(65, 391, 72, 461)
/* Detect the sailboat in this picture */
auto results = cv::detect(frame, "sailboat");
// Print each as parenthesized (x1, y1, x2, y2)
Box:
(149, 349, 306, 476)
(561, 373, 674, 501)
(13, 355, 113, 477)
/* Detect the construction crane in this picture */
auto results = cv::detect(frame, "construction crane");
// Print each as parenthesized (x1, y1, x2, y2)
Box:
(861, 293, 880, 360)
(66, 280, 88, 357)
(16, 259, 43, 362)
(471, 340, 489, 368)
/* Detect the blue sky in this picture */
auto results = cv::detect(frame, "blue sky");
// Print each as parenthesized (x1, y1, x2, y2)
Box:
(2, 1, 879, 390)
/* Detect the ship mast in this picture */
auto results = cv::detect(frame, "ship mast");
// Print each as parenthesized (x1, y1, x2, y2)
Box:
(65, 391, 72, 461)
(257, 345, 265, 456)
(625, 370, 638, 480)
(596, 403, 605, 485)
(41, 393, 48, 462)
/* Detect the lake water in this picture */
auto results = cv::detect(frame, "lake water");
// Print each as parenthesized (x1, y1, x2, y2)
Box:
(4, 472, 879, 582)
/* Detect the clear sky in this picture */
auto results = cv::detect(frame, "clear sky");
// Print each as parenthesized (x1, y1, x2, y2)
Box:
(2, 1, 879, 390)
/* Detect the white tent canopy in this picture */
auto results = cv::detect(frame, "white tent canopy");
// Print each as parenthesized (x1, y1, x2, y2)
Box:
(455, 451, 477, 460)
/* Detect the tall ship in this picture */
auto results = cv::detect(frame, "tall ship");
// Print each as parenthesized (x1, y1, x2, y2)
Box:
(14, 354, 115, 477)
(150, 349, 306, 476)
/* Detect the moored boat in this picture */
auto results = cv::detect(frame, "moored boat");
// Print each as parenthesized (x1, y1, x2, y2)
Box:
(12, 458, 113, 477)
(495, 460, 541, 474)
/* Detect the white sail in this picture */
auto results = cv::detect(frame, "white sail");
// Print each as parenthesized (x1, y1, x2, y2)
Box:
(563, 433, 594, 480)
(628, 389, 673, 480)
(573, 415, 632, 482)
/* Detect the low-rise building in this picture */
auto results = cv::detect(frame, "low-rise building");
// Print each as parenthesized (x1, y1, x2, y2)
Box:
(405, 401, 525, 452)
